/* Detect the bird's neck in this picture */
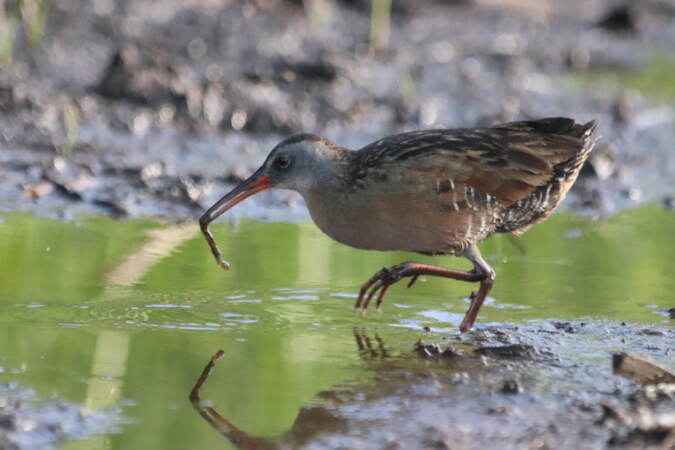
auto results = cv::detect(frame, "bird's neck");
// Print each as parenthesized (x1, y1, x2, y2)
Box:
(299, 149, 372, 246)
(294, 146, 355, 196)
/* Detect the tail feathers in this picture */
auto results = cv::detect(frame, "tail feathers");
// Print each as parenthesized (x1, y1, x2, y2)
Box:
(496, 117, 598, 140)
(554, 119, 599, 179)
(568, 119, 598, 140)
(495, 119, 599, 235)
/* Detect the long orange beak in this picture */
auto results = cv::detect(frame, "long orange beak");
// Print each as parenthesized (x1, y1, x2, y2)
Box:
(199, 168, 272, 270)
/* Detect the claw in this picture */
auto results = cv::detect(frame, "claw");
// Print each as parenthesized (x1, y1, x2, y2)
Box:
(362, 280, 383, 310)
(356, 256, 494, 332)
(355, 263, 415, 313)
(375, 284, 391, 310)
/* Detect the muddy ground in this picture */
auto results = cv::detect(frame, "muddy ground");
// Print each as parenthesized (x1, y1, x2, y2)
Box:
(190, 321, 674, 450)
(1, 0, 674, 448)
(1, 0, 674, 220)
(0, 384, 125, 450)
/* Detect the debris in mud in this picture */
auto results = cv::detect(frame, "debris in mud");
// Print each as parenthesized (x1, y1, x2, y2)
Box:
(638, 328, 665, 336)
(499, 379, 522, 394)
(414, 340, 460, 359)
(21, 181, 54, 199)
(613, 352, 675, 385)
(551, 321, 579, 333)
(473, 344, 540, 360)
(467, 327, 519, 345)
(601, 384, 675, 448)
(0, 384, 125, 450)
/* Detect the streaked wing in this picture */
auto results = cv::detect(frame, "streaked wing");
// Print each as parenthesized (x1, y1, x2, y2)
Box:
(356, 118, 596, 206)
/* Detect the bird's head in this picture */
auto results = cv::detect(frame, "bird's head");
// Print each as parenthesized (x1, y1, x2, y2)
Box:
(199, 134, 342, 228)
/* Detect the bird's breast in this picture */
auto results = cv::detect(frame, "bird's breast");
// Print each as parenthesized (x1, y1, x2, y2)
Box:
(303, 180, 498, 254)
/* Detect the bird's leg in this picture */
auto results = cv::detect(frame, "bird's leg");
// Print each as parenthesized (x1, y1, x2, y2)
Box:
(354, 244, 495, 333)
(458, 244, 495, 333)
(355, 258, 483, 312)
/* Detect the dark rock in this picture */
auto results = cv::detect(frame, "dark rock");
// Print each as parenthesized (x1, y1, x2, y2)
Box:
(273, 59, 338, 83)
(474, 344, 538, 359)
(597, 5, 638, 33)
(552, 321, 576, 333)
(500, 380, 522, 394)
(0, 413, 15, 430)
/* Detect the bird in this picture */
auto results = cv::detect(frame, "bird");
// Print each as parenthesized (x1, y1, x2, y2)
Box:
(200, 117, 598, 332)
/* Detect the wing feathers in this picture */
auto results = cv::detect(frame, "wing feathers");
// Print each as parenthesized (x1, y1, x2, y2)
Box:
(356, 118, 597, 206)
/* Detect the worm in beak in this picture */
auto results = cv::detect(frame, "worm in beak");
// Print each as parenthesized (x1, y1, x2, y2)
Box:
(199, 168, 271, 269)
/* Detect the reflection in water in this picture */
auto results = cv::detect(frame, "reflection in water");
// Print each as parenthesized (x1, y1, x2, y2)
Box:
(85, 331, 131, 411)
(106, 224, 197, 286)
(189, 350, 268, 450)
(189, 330, 392, 449)
(354, 328, 389, 359)
(75, 223, 198, 450)
(69, 331, 131, 450)
(189, 323, 675, 450)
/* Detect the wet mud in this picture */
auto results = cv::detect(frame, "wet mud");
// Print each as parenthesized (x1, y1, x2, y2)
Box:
(190, 322, 674, 449)
(0, 383, 125, 450)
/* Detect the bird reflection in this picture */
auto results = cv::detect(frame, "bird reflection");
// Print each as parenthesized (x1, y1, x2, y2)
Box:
(189, 350, 268, 450)
(189, 329, 391, 449)
(353, 327, 389, 359)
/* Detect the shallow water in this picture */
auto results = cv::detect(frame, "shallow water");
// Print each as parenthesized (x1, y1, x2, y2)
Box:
(0, 206, 673, 448)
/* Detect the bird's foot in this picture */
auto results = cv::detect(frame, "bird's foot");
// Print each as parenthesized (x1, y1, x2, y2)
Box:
(354, 263, 418, 313)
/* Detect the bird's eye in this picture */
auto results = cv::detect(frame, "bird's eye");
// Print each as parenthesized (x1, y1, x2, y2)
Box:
(276, 156, 291, 169)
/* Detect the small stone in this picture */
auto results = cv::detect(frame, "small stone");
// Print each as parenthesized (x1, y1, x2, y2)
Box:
(474, 344, 538, 359)
(500, 379, 522, 394)
(553, 321, 576, 333)
(0, 413, 15, 430)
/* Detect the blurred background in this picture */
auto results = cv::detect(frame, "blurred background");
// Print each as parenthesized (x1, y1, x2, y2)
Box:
(1, 0, 674, 219)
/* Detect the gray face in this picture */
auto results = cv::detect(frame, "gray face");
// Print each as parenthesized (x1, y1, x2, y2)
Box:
(261, 135, 335, 194)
